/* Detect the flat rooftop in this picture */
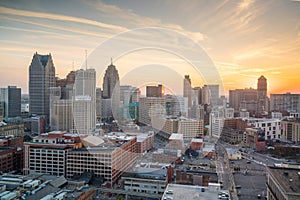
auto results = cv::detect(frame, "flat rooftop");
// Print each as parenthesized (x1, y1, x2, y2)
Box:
(123, 167, 167, 180)
(268, 166, 300, 194)
(162, 184, 230, 200)
(169, 133, 183, 140)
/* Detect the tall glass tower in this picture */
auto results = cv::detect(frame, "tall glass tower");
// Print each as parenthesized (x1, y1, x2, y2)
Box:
(29, 52, 56, 123)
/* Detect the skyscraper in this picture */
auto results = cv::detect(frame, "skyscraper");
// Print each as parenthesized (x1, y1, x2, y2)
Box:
(257, 75, 267, 113)
(183, 75, 192, 109)
(50, 71, 75, 132)
(146, 84, 163, 97)
(0, 86, 21, 118)
(29, 52, 56, 123)
(102, 60, 120, 99)
(207, 84, 219, 106)
(102, 60, 120, 120)
(73, 69, 96, 134)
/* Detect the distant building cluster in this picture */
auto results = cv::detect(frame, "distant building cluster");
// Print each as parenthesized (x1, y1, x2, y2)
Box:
(1, 52, 300, 199)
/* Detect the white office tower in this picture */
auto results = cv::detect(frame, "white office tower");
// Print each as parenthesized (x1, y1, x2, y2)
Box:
(173, 96, 188, 117)
(208, 85, 219, 107)
(73, 69, 96, 134)
(50, 86, 73, 132)
(209, 107, 225, 138)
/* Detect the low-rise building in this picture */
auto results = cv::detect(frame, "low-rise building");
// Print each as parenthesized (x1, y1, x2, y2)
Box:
(136, 131, 154, 154)
(175, 169, 218, 186)
(67, 135, 137, 186)
(122, 167, 170, 195)
(162, 184, 230, 200)
(245, 128, 265, 152)
(152, 149, 181, 164)
(202, 143, 216, 159)
(247, 118, 281, 140)
(167, 133, 185, 152)
(221, 127, 244, 145)
(24, 131, 82, 176)
(0, 122, 24, 137)
(190, 138, 203, 150)
(226, 148, 242, 160)
(266, 166, 300, 200)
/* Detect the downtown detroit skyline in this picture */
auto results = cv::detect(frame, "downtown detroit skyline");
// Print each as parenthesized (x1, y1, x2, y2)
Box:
(1, 0, 300, 95)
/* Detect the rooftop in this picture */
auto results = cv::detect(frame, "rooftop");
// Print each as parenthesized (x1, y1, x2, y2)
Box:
(162, 184, 230, 200)
(268, 166, 300, 194)
(191, 138, 203, 143)
(122, 167, 167, 180)
(169, 133, 183, 140)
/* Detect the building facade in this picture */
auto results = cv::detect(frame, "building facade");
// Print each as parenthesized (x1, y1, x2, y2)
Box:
(270, 93, 300, 113)
(146, 84, 163, 97)
(29, 53, 56, 123)
(0, 86, 21, 118)
(67, 137, 137, 186)
(281, 118, 300, 143)
(247, 118, 282, 140)
(183, 75, 192, 109)
(257, 75, 268, 113)
(122, 167, 169, 195)
(23, 131, 82, 176)
(245, 128, 265, 152)
(0, 122, 24, 137)
(73, 69, 96, 134)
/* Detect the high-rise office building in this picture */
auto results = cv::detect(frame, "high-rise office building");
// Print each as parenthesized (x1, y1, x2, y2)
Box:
(0, 102, 4, 121)
(229, 76, 268, 116)
(29, 52, 56, 123)
(0, 86, 21, 118)
(281, 118, 300, 143)
(102, 61, 120, 99)
(50, 86, 73, 132)
(73, 69, 96, 134)
(229, 88, 258, 114)
(183, 75, 192, 108)
(119, 85, 140, 122)
(139, 97, 167, 126)
(191, 87, 202, 105)
(257, 75, 268, 113)
(96, 88, 102, 122)
(146, 84, 163, 97)
(207, 84, 219, 106)
(102, 61, 120, 121)
(270, 93, 300, 113)
(50, 71, 75, 132)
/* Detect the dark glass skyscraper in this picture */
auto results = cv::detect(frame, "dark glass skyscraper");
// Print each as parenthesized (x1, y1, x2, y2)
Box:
(29, 52, 56, 123)
(0, 86, 21, 118)
(102, 61, 119, 99)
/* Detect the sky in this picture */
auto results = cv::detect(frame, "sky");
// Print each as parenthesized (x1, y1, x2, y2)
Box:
(0, 0, 300, 96)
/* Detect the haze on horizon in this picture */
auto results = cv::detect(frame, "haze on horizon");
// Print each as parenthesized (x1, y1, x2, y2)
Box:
(0, 0, 300, 95)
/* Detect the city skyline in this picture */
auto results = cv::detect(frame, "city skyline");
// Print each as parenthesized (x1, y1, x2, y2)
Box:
(1, 0, 300, 95)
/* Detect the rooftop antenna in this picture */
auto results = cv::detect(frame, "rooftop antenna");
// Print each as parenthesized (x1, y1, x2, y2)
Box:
(72, 61, 74, 71)
(111, 57, 113, 65)
(85, 49, 88, 70)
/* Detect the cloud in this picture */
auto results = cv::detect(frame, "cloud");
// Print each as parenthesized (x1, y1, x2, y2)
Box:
(0, 6, 127, 32)
(238, 0, 255, 11)
(85, 0, 206, 42)
(0, 25, 69, 38)
(2, 16, 112, 38)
